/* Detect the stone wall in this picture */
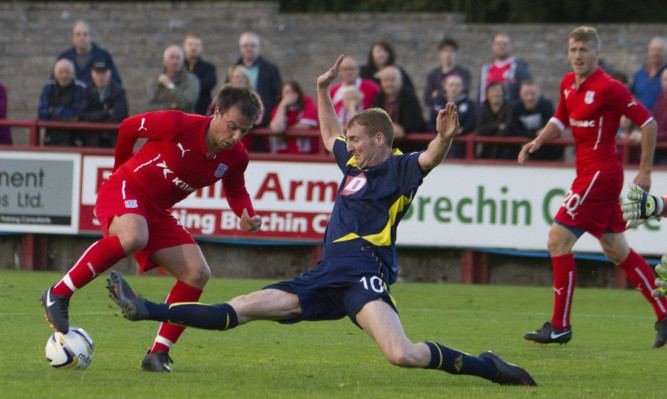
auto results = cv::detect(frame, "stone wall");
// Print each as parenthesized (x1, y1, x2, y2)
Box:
(1, 2, 666, 144)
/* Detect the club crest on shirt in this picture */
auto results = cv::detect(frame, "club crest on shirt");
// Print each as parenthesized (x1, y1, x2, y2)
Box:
(585, 91, 595, 104)
(341, 172, 367, 196)
(215, 163, 228, 178)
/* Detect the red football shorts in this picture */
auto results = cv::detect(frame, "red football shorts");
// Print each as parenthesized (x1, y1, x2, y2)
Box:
(94, 177, 196, 271)
(554, 163, 625, 239)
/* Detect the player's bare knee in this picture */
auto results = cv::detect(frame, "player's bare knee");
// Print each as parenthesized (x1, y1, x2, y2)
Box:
(605, 247, 629, 265)
(194, 263, 211, 285)
(184, 263, 210, 288)
(117, 232, 148, 254)
(546, 237, 568, 256)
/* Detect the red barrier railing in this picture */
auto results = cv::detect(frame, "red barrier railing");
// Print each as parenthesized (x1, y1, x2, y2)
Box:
(2, 118, 662, 166)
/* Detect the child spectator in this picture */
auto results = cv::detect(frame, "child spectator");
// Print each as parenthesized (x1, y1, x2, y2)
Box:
(269, 81, 319, 154)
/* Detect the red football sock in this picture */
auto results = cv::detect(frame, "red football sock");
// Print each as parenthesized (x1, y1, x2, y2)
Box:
(52, 235, 126, 297)
(551, 253, 576, 330)
(150, 280, 203, 354)
(619, 249, 667, 321)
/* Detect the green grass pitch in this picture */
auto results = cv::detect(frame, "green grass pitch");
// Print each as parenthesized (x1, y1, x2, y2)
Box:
(0, 269, 662, 398)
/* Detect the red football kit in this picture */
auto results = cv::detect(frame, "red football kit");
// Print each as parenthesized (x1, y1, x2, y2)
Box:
(550, 67, 654, 238)
(50, 110, 260, 356)
(96, 111, 256, 270)
(544, 67, 666, 331)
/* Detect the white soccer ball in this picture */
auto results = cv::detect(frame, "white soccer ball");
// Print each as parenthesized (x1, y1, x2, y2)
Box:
(45, 327, 95, 369)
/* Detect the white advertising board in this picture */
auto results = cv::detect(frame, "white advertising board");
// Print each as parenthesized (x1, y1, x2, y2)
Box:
(0, 151, 81, 233)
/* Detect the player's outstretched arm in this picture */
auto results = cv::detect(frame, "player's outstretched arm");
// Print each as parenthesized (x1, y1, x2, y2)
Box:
(517, 121, 561, 164)
(418, 103, 458, 172)
(316, 55, 345, 153)
(621, 183, 666, 228)
(634, 119, 657, 191)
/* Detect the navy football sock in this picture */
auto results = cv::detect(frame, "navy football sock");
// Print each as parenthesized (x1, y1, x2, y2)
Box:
(425, 342, 496, 381)
(145, 302, 239, 331)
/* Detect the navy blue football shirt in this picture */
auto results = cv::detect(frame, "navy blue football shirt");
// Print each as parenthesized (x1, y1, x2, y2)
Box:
(321, 137, 428, 284)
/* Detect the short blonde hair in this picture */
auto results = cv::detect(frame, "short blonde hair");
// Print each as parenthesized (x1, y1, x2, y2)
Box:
(569, 26, 600, 50)
(228, 65, 254, 89)
(348, 108, 394, 148)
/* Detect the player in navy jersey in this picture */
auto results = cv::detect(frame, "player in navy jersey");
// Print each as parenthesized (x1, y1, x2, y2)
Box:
(41, 84, 263, 372)
(108, 55, 536, 386)
(518, 26, 667, 348)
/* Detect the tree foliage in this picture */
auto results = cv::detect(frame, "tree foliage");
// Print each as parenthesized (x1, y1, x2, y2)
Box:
(273, 0, 667, 22)
(13, 0, 666, 22)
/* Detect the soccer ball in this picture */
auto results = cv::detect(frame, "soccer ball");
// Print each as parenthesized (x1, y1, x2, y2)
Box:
(45, 327, 95, 369)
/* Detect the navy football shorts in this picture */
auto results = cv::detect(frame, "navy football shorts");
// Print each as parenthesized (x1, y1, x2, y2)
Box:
(264, 252, 397, 327)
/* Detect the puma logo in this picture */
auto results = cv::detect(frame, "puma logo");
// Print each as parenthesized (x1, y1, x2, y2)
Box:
(138, 117, 148, 132)
(177, 143, 190, 157)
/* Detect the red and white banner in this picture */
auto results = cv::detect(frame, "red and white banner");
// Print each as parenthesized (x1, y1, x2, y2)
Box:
(79, 155, 339, 241)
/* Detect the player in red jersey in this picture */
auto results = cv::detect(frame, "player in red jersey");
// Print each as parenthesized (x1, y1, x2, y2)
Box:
(41, 84, 264, 371)
(518, 26, 667, 348)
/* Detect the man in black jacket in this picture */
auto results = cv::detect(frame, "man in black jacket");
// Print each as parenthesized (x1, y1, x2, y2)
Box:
(78, 61, 129, 147)
(56, 20, 122, 86)
(510, 80, 560, 161)
(372, 65, 425, 153)
(184, 34, 217, 116)
(232, 32, 282, 129)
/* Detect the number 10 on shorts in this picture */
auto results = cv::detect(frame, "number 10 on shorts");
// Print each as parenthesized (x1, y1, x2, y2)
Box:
(360, 276, 385, 293)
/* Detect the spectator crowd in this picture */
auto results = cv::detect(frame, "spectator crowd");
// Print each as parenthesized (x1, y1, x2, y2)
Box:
(2, 20, 667, 162)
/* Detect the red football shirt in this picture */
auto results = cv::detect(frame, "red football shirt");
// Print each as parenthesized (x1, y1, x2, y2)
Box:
(485, 59, 514, 85)
(269, 95, 319, 154)
(112, 111, 255, 216)
(330, 78, 381, 115)
(551, 67, 654, 168)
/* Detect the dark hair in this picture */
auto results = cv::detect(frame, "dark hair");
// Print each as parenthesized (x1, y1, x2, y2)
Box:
(348, 108, 394, 148)
(485, 80, 506, 100)
(277, 81, 305, 111)
(215, 84, 262, 125)
(366, 40, 396, 75)
(519, 79, 538, 88)
(439, 37, 459, 51)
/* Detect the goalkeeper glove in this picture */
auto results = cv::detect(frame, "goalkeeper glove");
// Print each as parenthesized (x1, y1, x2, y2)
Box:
(652, 257, 667, 297)
(621, 183, 665, 228)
